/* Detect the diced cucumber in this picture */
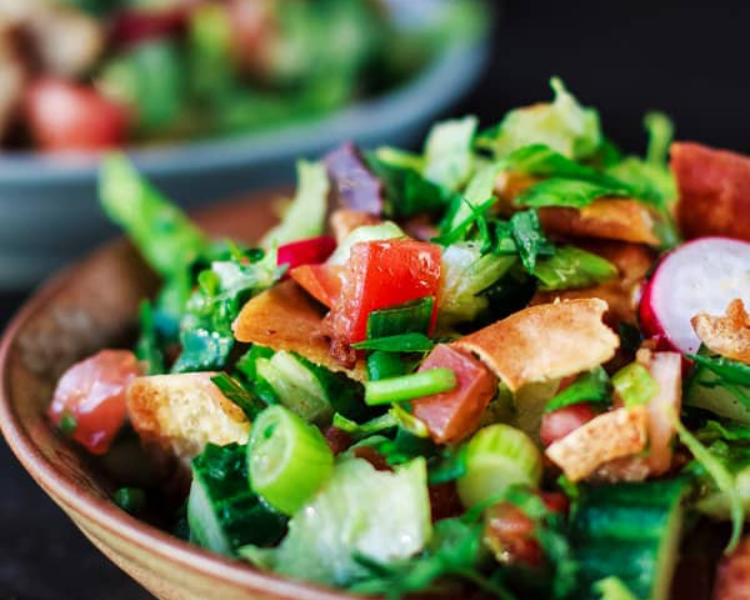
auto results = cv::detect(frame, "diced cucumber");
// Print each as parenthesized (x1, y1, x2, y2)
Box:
(187, 444, 286, 556)
(685, 364, 750, 424)
(570, 479, 687, 600)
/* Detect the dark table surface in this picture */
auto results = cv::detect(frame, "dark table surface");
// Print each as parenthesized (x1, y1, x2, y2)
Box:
(3, 1, 749, 598)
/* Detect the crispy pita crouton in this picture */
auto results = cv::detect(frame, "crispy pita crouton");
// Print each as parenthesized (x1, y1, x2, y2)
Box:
(453, 298, 619, 392)
(672, 142, 750, 242)
(127, 373, 250, 464)
(545, 407, 648, 482)
(692, 299, 750, 365)
(329, 209, 382, 244)
(232, 280, 366, 380)
(537, 198, 662, 245)
(713, 535, 750, 600)
(531, 241, 654, 326)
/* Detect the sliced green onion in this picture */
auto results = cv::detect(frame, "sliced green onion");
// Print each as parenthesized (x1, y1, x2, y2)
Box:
(355, 333, 435, 353)
(364, 368, 457, 406)
(457, 424, 543, 508)
(247, 405, 334, 515)
(390, 404, 430, 438)
(612, 363, 659, 408)
(365, 297, 435, 339)
(366, 350, 407, 381)
(545, 367, 611, 413)
(332, 412, 397, 440)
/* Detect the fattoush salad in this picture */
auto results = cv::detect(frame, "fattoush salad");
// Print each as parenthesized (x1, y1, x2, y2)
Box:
(48, 79, 750, 600)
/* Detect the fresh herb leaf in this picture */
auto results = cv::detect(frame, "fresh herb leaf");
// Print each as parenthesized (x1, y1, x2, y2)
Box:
(135, 300, 166, 374)
(235, 345, 279, 405)
(353, 333, 435, 353)
(534, 245, 618, 291)
(428, 445, 468, 485)
(211, 373, 267, 420)
(507, 209, 553, 273)
(698, 420, 750, 443)
(545, 367, 611, 413)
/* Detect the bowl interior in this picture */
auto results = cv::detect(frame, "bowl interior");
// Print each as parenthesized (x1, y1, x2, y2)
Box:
(0, 194, 358, 600)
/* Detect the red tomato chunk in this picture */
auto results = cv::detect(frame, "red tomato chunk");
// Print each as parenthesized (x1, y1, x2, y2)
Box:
(411, 344, 498, 444)
(329, 239, 442, 345)
(48, 350, 141, 455)
(539, 402, 598, 448)
(25, 78, 130, 152)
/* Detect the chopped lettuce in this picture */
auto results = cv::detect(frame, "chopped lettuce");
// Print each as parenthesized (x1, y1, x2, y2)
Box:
(327, 221, 405, 266)
(423, 116, 478, 191)
(239, 457, 432, 587)
(261, 160, 330, 247)
(438, 242, 517, 326)
(479, 78, 602, 160)
(534, 246, 619, 291)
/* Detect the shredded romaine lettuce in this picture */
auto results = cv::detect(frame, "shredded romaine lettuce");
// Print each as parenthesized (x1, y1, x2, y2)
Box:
(423, 116, 478, 191)
(261, 160, 330, 247)
(480, 78, 602, 160)
(534, 246, 619, 291)
(239, 457, 432, 586)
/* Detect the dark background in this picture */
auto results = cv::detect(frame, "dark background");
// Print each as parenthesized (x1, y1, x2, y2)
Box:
(2, 1, 748, 598)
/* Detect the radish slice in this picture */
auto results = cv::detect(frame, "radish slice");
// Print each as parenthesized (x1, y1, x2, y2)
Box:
(640, 237, 750, 354)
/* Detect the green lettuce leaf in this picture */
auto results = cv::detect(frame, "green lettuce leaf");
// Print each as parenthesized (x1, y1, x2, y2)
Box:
(423, 116, 478, 191)
(515, 177, 630, 209)
(479, 77, 602, 160)
(239, 457, 432, 586)
(261, 160, 330, 247)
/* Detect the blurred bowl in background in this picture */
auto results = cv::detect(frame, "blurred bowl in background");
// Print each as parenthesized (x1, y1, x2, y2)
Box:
(0, 2, 490, 291)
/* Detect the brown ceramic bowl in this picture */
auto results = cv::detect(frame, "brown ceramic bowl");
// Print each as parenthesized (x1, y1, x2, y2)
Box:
(0, 193, 355, 600)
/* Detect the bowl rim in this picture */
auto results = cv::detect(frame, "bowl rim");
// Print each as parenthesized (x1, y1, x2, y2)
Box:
(0, 38, 489, 187)
(0, 242, 356, 600)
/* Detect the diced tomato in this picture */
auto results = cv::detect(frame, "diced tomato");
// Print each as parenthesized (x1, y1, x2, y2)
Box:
(411, 344, 498, 444)
(352, 446, 391, 472)
(322, 425, 353, 455)
(48, 350, 141, 455)
(277, 236, 337, 272)
(25, 78, 130, 152)
(329, 239, 442, 345)
(110, 6, 190, 46)
(541, 491, 569, 515)
(540, 403, 598, 448)
(429, 481, 463, 522)
(290, 264, 343, 308)
(484, 502, 543, 567)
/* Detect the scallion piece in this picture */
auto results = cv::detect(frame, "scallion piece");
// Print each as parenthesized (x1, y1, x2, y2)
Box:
(247, 405, 334, 516)
(366, 350, 407, 381)
(457, 424, 543, 508)
(113, 487, 146, 515)
(612, 363, 659, 408)
(364, 368, 457, 406)
(366, 297, 435, 338)
(355, 333, 434, 353)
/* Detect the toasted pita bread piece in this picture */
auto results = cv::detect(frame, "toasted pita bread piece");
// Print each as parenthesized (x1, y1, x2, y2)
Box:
(546, 407, 648, 482)
(692, 299, 750, 365)
(232, 280, 366, 381)
(672, 142, 750, 242)
(531, 241, 654, 326)
(453, 298, 619, 392)
(127, 373, 250, 464)
(537, 198, 662, 245)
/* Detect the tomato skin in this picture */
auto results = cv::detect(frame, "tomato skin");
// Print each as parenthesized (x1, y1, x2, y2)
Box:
(277, 236, 337, 273)
(540, 403, 598, 448)
(25, 78, 130, 152)
(48, 350, 141, 455)
(110, 7, 189, 46)
(484, 502, 543, 567)
(290, 264, 343, 308)
(330, 239, 442, 345)
(412, 344, 498, 444)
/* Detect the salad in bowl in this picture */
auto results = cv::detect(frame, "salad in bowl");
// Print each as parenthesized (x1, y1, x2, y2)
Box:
(44, 79, 750, 600)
